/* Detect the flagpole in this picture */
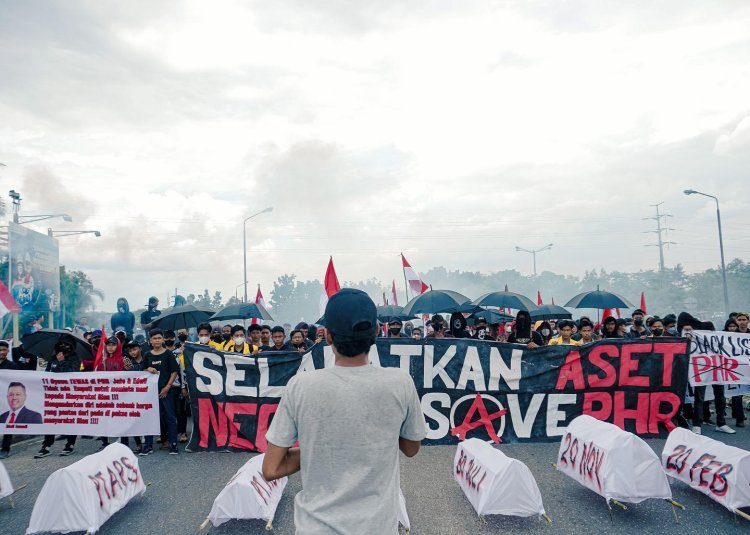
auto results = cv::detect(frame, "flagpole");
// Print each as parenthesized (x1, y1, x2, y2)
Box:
(401, 253, 410, 302)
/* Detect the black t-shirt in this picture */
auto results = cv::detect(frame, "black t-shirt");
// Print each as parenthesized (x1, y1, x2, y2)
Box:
(145, 349, 180, 390)
(0, 358, 18, 370)
(507, 330, 544, 346)
(140, 308, 162, 328)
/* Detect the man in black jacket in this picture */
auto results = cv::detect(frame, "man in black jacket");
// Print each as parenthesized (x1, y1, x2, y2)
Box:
(34, 336, 80, 458)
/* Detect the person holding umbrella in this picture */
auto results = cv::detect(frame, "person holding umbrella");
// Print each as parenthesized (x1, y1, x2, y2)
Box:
(34, 336, 81, 458)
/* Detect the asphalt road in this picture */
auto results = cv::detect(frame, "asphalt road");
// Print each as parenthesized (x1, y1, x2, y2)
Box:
(2, 423, 750, 535)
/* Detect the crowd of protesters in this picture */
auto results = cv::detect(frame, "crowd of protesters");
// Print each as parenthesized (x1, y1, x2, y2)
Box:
(1, 294, 748, 459)
(382, 309, 748, 437)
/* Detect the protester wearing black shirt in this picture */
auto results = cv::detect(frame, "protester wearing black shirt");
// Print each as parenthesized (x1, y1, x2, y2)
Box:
(507, 310, 544, 348)
(35, 336, 81, 458)
(265, 326, 290, 352)
(141, 329, 180, 455)
(139, 296, 162, 335)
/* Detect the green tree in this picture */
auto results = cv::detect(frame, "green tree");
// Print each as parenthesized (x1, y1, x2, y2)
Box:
(59, 266, 104, 328)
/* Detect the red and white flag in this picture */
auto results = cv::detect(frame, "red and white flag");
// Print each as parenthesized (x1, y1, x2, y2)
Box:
(640, 292, 647, 313)
(391, 280, 399, 307)
(537, 290, 543, 306)
(319, 257, 341, 315)
(251, 286, 265, 325)
(401, 253, 428, 297)
(0, 281, 20, 320)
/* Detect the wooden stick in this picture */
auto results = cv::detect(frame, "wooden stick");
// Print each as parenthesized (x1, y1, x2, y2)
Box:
(670, 502, 680, 524)
(8, 496, 14, 509)
(542, 513, 552, 524)
(735, 509, 750, 522)
(666, 499, 685, 510)
(398, 528, 410, 534)
(611, 500, 628, 511)
(11, 483, 28, 494)
(265, 519, 273, 531)
(198, 517, 210, 530)
(551, 463, 557, 469)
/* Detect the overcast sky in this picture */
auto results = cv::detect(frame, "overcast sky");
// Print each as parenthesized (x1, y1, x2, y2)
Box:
(1, 0, 749, 311)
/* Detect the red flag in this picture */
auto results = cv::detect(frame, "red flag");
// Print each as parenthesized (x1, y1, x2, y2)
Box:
(615, 308, 621, 318)
(383, 291, 388, 306)
(391, 280, 399, 306)
(402, 253, 429, 295)
(551, 296, 555, 305)
(319, 257, 341, 314)
(537, 291, 542, 306)
(640, 292, 647, 313)
(93, 325, 107, 372)
(251, 285, 265, 324)
(602, 308, 613, 319)
(0, 281, 20, 319)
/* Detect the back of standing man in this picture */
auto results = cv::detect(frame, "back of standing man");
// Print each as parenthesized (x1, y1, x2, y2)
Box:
(263, 288, 426, 534)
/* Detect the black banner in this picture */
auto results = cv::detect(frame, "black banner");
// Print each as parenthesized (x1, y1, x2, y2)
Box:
(183, 338, 689, 452)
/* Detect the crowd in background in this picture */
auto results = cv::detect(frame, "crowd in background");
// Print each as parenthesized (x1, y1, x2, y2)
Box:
(1, 294, 748, 459)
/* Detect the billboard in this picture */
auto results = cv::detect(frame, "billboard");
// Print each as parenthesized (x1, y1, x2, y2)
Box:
(8, 223, 60, 325)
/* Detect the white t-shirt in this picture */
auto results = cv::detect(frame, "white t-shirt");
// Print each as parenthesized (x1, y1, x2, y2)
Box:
(266, 364, 427, 534)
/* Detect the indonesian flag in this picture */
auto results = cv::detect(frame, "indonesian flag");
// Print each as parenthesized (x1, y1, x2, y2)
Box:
(537, 291, 542, 306)
(401, 253, 428, 296)
(391, 280, 399, 306)
(251, 286, 265, 325)
(640, 292, 647, 314)
(602, 308, 613, 320)
(0, 281, 20, 320)
(319, 257, 341, 315)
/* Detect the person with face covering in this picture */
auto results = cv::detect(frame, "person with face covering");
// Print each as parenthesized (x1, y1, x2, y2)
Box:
(533, 320, 553, 345)
(722, 317, 746, 427)
(600, 316, 619, 338)
(388, 319, 405, 338)
(507, 311, 544, 348)
(111, 297, 136, 338)
(34, 336, 81, 458)
(448, 313, 468, 339)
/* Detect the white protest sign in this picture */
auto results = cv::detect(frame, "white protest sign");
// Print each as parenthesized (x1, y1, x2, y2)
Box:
(688, 330, 750, 386)
(454, 438, 545, 517)
(557, 415, 672, 504)
(208, 454, 287, 528)
(662, 427, 750, 513)
(27, 443, 146, 534)
(0, 461, 13, 500)
(0, 370, 159, 436)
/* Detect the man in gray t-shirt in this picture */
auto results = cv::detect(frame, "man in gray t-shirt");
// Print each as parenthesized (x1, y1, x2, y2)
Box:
(263, 288, 427, 534)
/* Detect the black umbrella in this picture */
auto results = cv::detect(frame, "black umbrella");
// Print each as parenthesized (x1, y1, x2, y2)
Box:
(210, 302, 274, 322)
(467, 309, 515, 326)
(471, 291, 539, 312)
(530, 304, 573, 321)
(564, 286, 634, 309)
(20, 329, 92, 360)
(150, 305, 215, 330)
(402, 290, 478, 316)
(376, 305, 415, 323)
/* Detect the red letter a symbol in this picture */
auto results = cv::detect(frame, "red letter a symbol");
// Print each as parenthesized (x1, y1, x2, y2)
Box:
(450, 393, 507, 444)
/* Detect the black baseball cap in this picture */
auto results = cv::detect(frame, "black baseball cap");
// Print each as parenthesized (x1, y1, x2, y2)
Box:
(324, 288, 377, 341)
(389, 318, 403, 326)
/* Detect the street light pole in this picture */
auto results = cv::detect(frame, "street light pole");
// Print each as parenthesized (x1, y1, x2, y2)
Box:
(684, 189, 730, 315)
(48, 229, 101, 237)
(514, 243, 554, 277)
(243, 207, 273, 303)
